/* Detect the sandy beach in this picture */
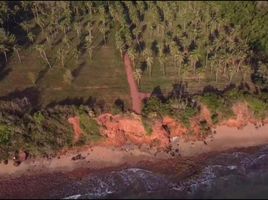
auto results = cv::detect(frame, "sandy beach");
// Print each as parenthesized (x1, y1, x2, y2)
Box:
(0, 122, 268, 180)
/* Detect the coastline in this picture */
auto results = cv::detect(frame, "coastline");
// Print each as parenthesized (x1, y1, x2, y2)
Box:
(1, 122, 268, 179)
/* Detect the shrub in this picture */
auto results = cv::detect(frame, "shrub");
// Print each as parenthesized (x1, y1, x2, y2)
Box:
(200, 93, 222, 113)
(79, 113, 102, 143)
(200, 93, 234, 121)
(200, 120, 211, 137)
(211, 113, 219, 124)
(141, 116, 153, 135)
(33, 111, 45, 125)
(0, 124, 11, 145)
(245, 95, 268, 119)
(179, 106, 199, 127)
(142, 97, 172, 117)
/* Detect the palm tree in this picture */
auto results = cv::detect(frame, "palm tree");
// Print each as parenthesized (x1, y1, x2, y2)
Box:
(157, 42, 166, 76)
(27, 32, 35, 43)
(127, 47, 136, 67)
(189, 49, 201, 75)
(158, 55, 166, 76)
(57, 48, 66, 68)
(143, 48, 153, 77)
(0, 45, 8, 63)
(73, 22, 81, 38)
(35, 44, 51, 68)
(174, 52, 184, 78)
(134, 68, 142, 87)
(115, 31, 125, 58)
(13, 45, 21, 63)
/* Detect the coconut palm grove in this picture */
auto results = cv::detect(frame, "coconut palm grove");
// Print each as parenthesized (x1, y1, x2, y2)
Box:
(0, 1, 268, 165)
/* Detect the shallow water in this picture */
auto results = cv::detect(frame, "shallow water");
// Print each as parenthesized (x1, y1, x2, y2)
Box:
(60, 145, 268, 199)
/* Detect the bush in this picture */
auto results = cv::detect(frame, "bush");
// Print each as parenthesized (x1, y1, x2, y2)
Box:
(179, 106, 199, 127)
(142, 97, 173, 117)
(226, 89, 268, 119)
(211, 113, 219, 124)
(33, 111, 45, 125)
(245, 95, 268, 119)
(78, 112, 102, 143)
(200, 120, 211, 137)
(0, 124, 11, 145)
(141, 116, 153, 135)
(200, 93, 234, 121)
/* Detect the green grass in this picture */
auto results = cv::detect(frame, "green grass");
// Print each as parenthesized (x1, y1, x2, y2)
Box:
(0, 124, 11, 145)
(245, 95, 268, 120)
(139, 55, 244, 95)
(33, 111, 45, 125)
(78, 112, 102, 144)
(200, 93, 234, 121)
(179, 106, 199, 128)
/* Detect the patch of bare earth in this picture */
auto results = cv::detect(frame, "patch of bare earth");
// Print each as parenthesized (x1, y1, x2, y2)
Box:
(68, 116, 83, 143)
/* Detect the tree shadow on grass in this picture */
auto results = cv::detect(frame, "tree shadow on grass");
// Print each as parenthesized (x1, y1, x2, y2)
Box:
(151, 86, 166, 102)
(114, 98, 125, 112)
(0, 67, 12, 82)
(0, 86, 41, 108)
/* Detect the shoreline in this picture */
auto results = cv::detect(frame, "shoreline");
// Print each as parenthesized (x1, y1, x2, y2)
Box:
(1, 123, 268, 180)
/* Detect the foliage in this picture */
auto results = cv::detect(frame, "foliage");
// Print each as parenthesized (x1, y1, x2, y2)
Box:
(218, 1, 268, 54)
(141, 116, 153, 136)
(142, 97, 173, 118)
(78, 112, 102, 144)
(200, 92, 234, 121)
(225, 88, 268, 119)
(179, 106, 199, 128)
(244, 95, 268, 120)
(33, 111, 45, 125)
(0, 124, 11, 145)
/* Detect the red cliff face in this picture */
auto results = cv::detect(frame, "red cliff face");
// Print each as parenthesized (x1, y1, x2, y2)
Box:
(68, 102, 267, 149)
(222, 103, 254, 128)
(97, 113, 175, 150)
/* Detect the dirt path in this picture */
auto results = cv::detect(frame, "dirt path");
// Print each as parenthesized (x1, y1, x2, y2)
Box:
(124, 54, 150, 114)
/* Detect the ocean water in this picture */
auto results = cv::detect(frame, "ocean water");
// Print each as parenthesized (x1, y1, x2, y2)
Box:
(59, 145, 268, 199)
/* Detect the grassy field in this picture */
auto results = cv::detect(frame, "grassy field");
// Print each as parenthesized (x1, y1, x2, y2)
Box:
(0, 21, 243, 109)
(139, 57, 243, 95)
(0, 27, 131, 108)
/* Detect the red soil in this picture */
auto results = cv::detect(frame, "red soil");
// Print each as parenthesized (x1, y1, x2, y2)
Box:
(124, 54, 150, 114)
(97, 113, 171, 150)
(68, 102, 268, 150)
(68, 116, 83, 143)
(223, 103, 253, 128)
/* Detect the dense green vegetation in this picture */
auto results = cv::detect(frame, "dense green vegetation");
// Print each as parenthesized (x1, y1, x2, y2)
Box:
(0, 1, 268, 160)
(0, 99, 102, 161)
(199, 92, 234, 122)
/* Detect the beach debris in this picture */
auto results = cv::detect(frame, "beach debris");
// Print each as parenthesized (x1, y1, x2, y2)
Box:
(71, 154, 86, 161)
(13, 160, 21, 167)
